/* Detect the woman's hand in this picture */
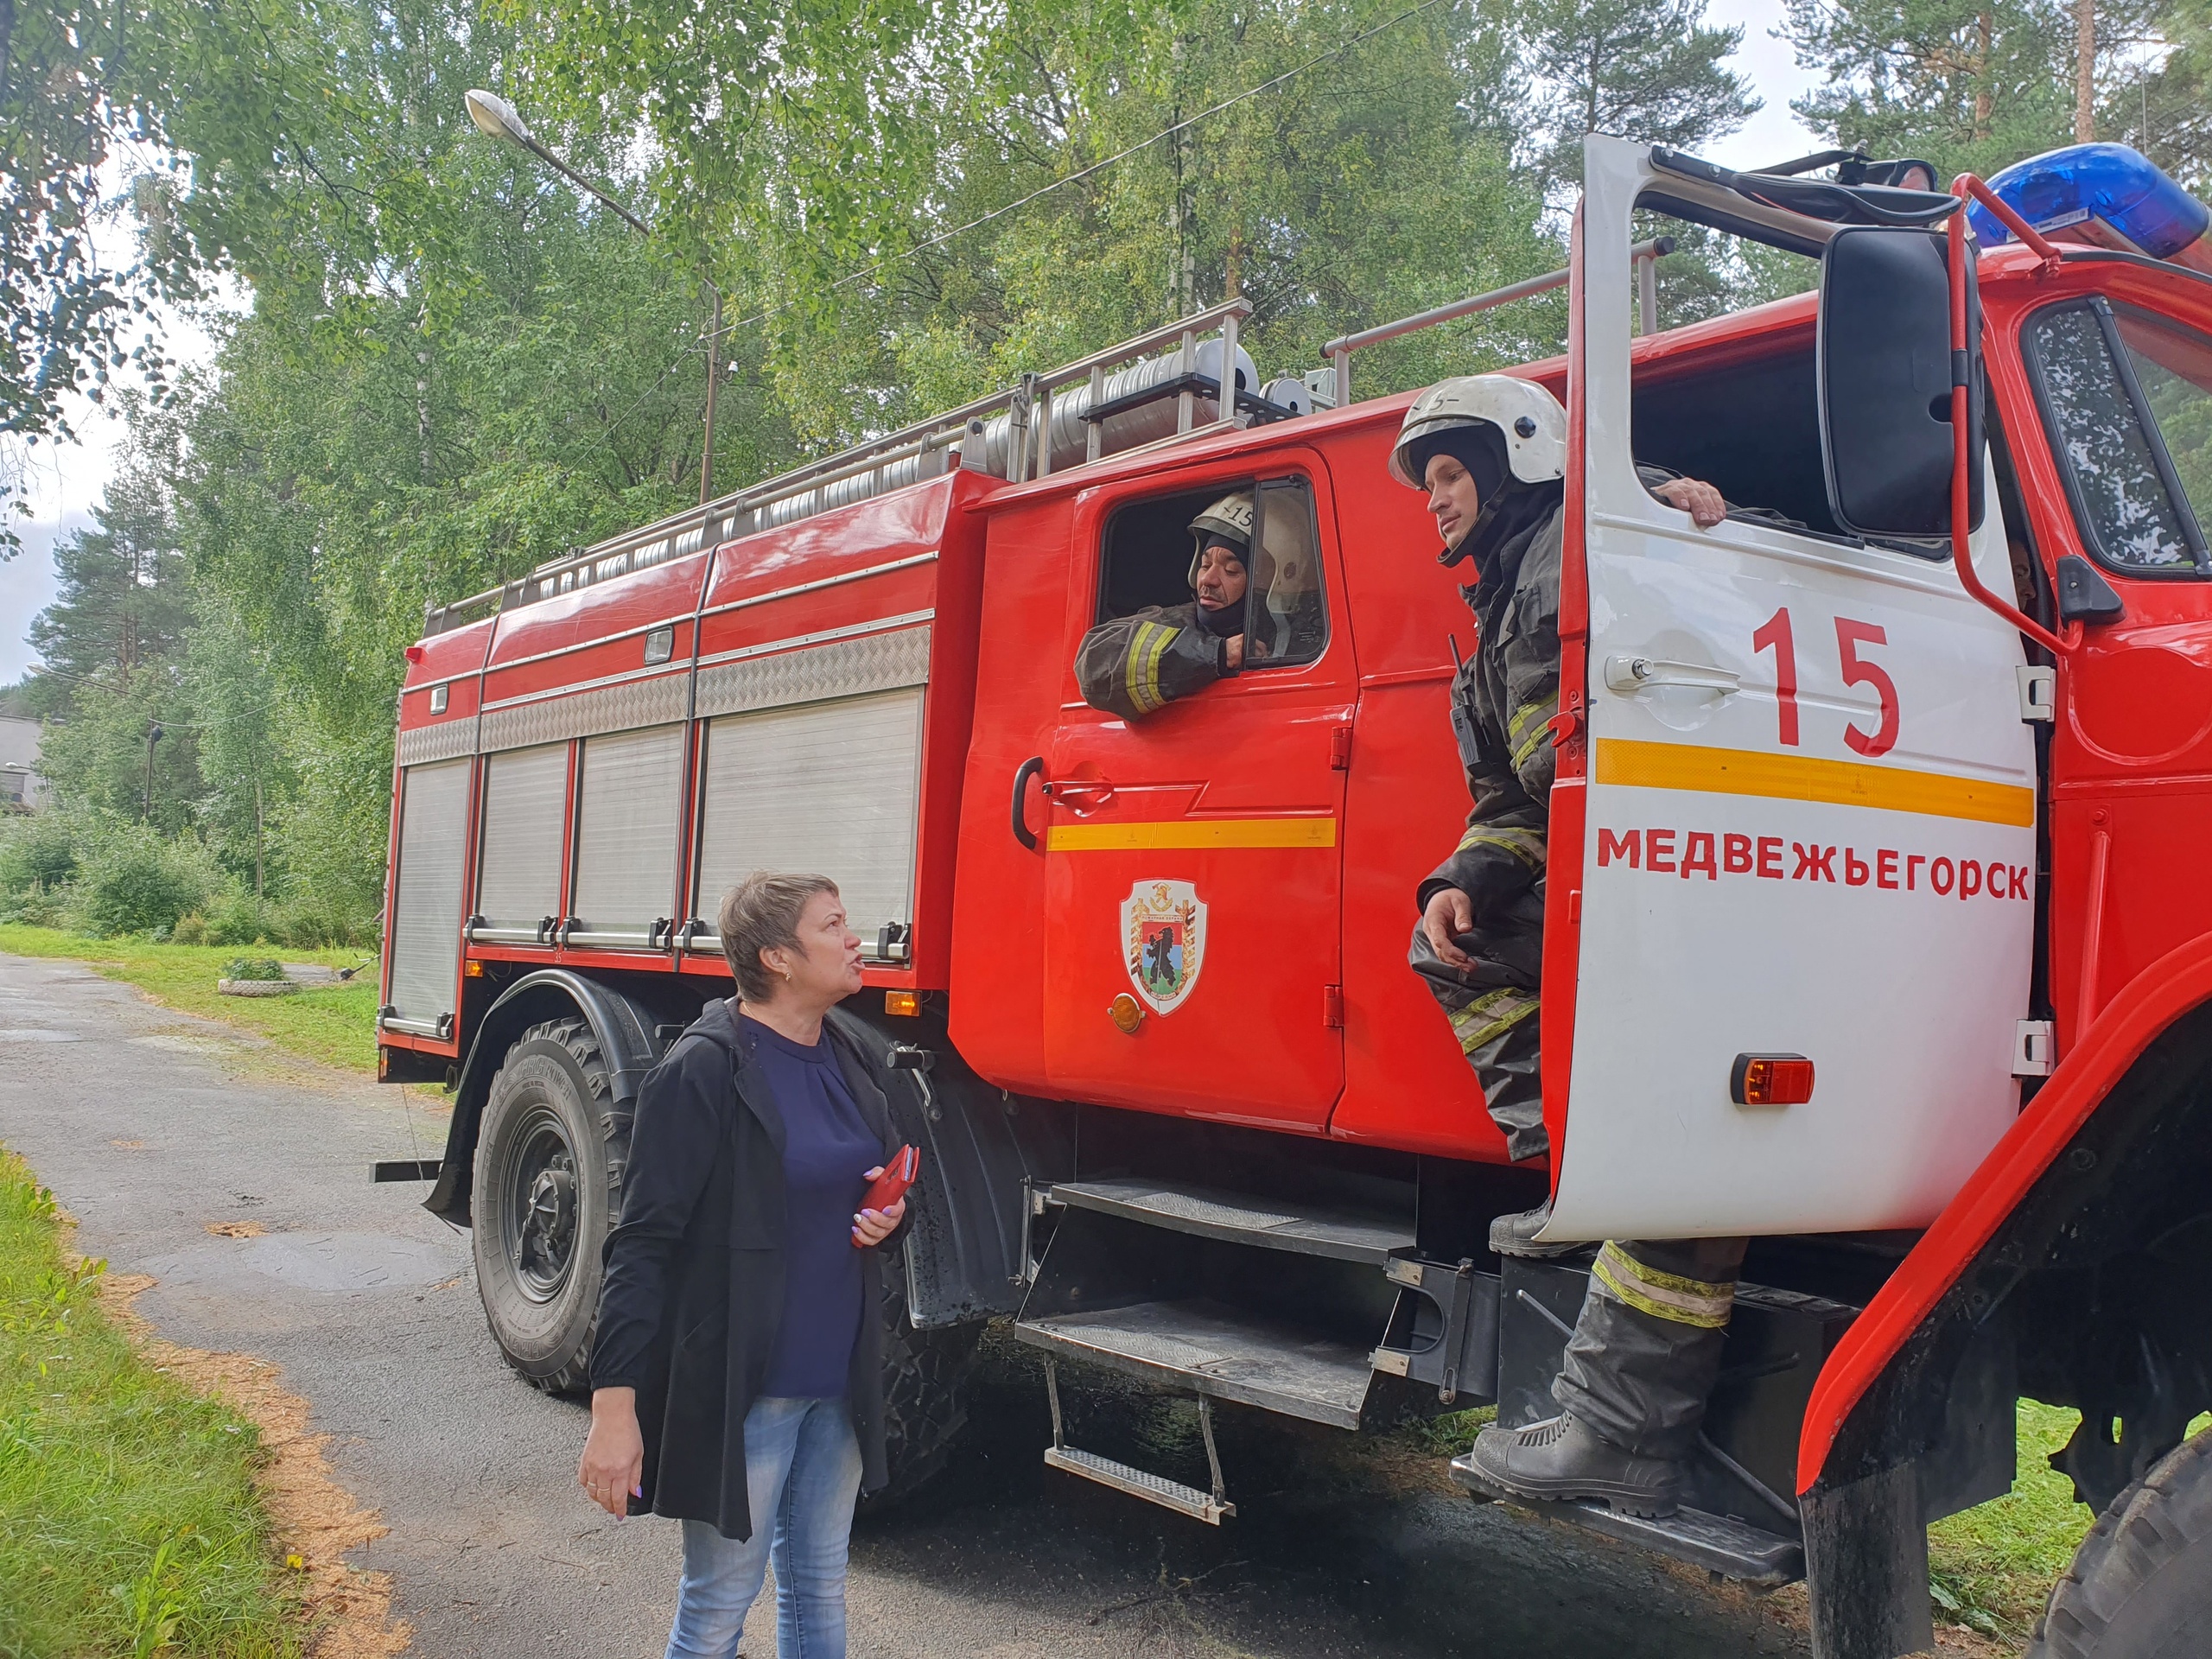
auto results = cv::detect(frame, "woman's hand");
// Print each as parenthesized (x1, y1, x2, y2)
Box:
(853, 1174, 908, 1248)
(579, 1387, 644, 1518)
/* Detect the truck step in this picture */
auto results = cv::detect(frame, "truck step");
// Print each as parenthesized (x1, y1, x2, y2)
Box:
(1046, 1176, 1414, 1265)
(1014, 1296, 1374, 1427)
(1449, 1452, 1804, 1585)
(1043, 1445, 1236, 1524)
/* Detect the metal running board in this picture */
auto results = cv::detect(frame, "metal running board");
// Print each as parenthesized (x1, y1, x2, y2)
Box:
(1014, 1297, 1374, 1427)
(1044, 1446, 1236, 1524)
(1449, 1452, 1804, 1585)
(1042, 1360, 1236, 1524)
(1046, 1177, 1414, 1265)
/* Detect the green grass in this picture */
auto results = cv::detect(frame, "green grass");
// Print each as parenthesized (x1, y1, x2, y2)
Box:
(0, 1147, 300, 1657)
(0, 925, 378, 1074)
(1927, 1400, 2095, 1642)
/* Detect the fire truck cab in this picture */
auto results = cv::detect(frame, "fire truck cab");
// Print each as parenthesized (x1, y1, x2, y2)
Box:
(380, 137, 2212, 1659)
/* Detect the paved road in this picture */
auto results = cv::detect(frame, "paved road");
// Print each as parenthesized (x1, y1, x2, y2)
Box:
(0, 952, 1813, 1658)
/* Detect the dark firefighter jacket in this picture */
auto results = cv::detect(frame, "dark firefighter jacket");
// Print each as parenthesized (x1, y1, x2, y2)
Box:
(1076, 602, 1235, 720)
(1414, 483, 1568, 991)
(1076, 595, 1328, 721)
(588, 998, 912, 1541)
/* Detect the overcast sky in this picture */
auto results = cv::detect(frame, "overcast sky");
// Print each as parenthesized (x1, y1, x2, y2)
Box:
(0, 1, 1823, 681)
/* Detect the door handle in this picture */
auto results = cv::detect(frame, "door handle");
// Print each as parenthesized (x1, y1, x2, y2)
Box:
(1052, 779, 1118, 812)
(1010, 756, 1045, 852)
(1604, 654, 1741, 695)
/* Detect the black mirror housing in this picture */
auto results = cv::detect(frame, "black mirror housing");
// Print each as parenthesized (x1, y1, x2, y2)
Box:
(1818, 226, 1986, 539)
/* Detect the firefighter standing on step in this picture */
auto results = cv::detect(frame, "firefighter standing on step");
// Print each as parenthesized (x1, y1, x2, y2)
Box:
(1077, 493, 1258, 719)
(1395, 375, 1751, 1518)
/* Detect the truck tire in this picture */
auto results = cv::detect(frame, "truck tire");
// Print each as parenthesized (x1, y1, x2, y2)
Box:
(2029, 1425, 2212, 1658)
(472, 1017, 627, 1393)
(867, 1269, 984, 1510)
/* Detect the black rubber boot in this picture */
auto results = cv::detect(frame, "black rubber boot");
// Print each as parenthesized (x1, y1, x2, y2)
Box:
(1488, 1199, 1582, 1259)
(1456, 1413, 1685, 1517)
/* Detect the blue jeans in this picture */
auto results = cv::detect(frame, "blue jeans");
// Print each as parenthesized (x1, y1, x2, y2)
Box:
(665, 1395, 863, 1659)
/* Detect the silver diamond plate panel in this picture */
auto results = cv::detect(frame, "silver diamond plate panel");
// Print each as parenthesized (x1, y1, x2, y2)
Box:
(696, 626, 931, 721)
(396, 716, 480, 767)
(480, 671, 690, 753)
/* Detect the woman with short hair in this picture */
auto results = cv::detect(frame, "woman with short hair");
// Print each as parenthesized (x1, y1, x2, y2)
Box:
(579, 871, 910, 1659)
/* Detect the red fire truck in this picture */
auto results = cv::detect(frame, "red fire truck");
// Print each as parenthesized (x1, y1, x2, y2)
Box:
(378, 136, 2212, 1657)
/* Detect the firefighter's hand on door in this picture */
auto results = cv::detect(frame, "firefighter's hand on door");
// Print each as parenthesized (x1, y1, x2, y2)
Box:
(1224, 635, 1245, 671)
(579, 1387, 644, 1517)
(1653, 476, 1727, 528)
(1421, 888, 1478, 969)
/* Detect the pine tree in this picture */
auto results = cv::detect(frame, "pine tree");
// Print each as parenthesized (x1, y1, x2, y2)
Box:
(1510, 0, 1762, 196)
(1782, 0, 2075, 178)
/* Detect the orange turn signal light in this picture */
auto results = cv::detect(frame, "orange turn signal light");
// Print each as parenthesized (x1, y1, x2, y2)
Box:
(1732, 1053, 1815, 1106)
(463, 958, 485, 978)
(884, 990, 920, 1017)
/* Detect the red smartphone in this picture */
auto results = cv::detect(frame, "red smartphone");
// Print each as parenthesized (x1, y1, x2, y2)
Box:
(854, 1145, 920, 1244)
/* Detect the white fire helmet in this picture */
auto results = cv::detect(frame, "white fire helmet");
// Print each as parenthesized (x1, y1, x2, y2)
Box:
(1186, 491, 1255, 588)
(1388, 375, 1567, 491)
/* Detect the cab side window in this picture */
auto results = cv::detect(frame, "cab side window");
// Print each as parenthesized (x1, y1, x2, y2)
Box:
(1096, 474, 1328, 670)
(2024, 299, 2212, 575)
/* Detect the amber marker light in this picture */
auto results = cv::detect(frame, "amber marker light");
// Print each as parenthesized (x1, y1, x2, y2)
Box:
(464, 958, 486, 978)
(1732, 1053, 1815, 1106)
(884, 990, 920, 1017)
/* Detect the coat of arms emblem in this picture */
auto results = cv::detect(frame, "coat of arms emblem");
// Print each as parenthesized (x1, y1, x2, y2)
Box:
(1122, 880, 1206, 1015)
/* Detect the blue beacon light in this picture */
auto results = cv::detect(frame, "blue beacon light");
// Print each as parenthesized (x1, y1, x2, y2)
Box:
(1967, 143, 2212, 272)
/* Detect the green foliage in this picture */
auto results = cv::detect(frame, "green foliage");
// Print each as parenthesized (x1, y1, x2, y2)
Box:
(0, 811, 84, 894)
(75, 825, 217, 937)
(0, 1145, 300, 1656)
(1782, 0, 2075, 180)
(220, 957, 286, 982)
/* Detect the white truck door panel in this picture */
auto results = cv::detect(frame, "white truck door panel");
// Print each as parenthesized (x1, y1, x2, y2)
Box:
(1547, 139, 2037, 1242)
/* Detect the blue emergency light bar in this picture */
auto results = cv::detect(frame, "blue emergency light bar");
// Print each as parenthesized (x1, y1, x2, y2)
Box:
(1967, 143, 2212, 270)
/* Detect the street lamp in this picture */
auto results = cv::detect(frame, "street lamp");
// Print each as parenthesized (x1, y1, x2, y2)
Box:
(465, 89, 722, 505)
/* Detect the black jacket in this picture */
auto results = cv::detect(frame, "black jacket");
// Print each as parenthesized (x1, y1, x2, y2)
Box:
(588, 999, 910, 1540)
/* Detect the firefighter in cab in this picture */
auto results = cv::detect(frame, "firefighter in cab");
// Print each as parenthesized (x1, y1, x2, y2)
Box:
(1397, 375, 1751, 1518)
(1076, 492, 1260, 719)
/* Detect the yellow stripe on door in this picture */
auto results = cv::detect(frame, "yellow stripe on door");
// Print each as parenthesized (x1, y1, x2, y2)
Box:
(1594, 738, 2036, 828)
(1046, 817, 1339, 851)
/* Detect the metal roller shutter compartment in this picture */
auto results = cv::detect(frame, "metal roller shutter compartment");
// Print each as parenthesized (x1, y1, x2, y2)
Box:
(694, 689, 924, 946)
(388, 760, 471, 1026)
(572, 726, 685, 935)
(475, 745, 568, 931)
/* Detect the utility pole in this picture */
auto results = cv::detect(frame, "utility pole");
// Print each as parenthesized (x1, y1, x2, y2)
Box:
(143, 721, 163, 822)
(2076, 0, 2097, 143)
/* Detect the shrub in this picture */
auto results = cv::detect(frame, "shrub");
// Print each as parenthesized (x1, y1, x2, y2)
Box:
(271, 891, 380, 950)
(202, 888, 276, 947)
(220, 957, 285, 982)
(75, 828, 216, 937)
(170, 912, 207, 944)
(0, 815, 83, 896)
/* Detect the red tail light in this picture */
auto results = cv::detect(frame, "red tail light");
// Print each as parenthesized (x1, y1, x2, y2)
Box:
(1732, 1053, 1815, 1106)
(404, 645, 426, 665)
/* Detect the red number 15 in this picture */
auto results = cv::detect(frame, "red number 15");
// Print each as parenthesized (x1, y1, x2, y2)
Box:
(1752, 607, 1898, 759)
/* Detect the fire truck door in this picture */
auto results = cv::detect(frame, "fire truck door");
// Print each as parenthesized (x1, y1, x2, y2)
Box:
(1041, 468, 1351, 1131)
(1547, 138, 2038, 1242)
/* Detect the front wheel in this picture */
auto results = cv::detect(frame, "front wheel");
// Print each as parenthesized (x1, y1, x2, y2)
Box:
(2030, 1425, 2212, 1658)
(472, 1018, 626, 1393)
(868, 1268, 985, 1510)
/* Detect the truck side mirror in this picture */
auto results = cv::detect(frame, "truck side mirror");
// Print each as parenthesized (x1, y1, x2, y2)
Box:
(1818, 226, 1985, 539)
